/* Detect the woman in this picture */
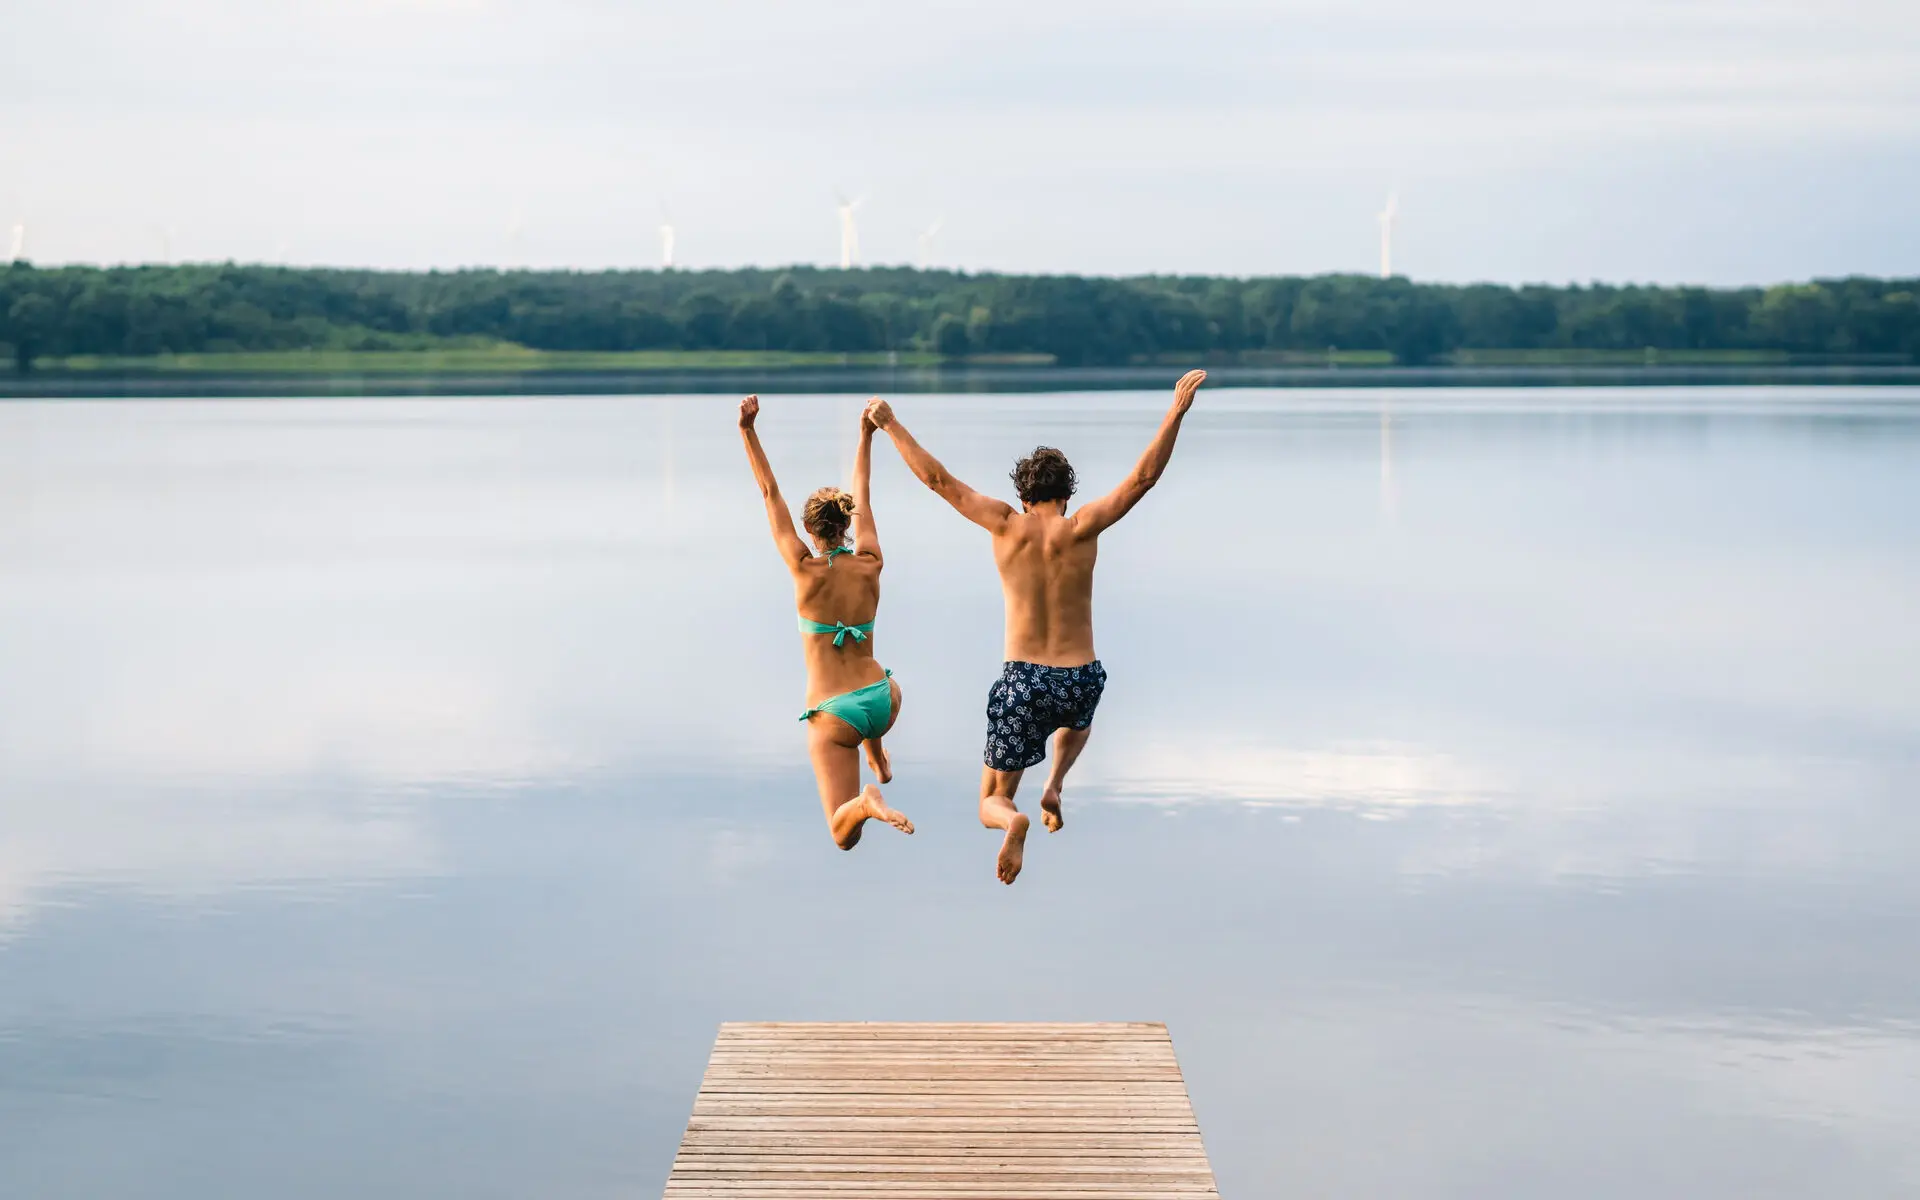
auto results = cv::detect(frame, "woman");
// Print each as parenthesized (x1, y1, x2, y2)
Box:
(738, 394, 913, 849)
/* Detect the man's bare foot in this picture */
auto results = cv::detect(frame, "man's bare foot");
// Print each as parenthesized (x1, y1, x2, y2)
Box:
(996, 812, 1030, 884)
(859, 784, 912, 834)
(1040, 786, 1065, 833)
(864, 740, 893, 784)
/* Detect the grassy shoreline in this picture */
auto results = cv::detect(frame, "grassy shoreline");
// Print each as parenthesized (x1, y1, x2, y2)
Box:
(23, 346, 1894, 378)
(6, 357, 1920, 400)
(33, 348, 955, 375)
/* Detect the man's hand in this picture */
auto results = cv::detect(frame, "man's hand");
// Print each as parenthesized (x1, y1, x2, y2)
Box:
(739, 394, 760, 429)
(1173, 369, 1207, 413)
(863, 398, 895, 430)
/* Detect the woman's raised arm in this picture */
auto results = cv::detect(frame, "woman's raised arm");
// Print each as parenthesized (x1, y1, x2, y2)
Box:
(851, 401, 882, 562)
(738, 395, 808, 567)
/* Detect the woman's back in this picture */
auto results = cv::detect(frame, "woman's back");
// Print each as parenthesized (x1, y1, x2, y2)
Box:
(794, 551, 884, 696)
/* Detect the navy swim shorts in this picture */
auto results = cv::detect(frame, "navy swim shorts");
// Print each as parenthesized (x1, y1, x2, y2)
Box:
(984, 659, 1108, 772)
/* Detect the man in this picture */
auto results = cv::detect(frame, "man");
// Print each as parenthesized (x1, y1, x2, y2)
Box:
(865, 369, 1206, 884)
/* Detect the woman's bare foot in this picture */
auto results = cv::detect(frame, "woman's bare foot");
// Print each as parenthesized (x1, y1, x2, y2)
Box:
(830, 787, 911, 845)
(859, 784, 912, 834)
(1040, 786, 1065, 832)
(863, 740, 893, 784)
(996, 812, 1030, 884)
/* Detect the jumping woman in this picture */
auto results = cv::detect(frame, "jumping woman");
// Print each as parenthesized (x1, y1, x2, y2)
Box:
(738, 394, 914, 849)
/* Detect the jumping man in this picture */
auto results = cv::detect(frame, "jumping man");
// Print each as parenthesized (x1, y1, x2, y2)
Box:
(865, 369, 1206, 883)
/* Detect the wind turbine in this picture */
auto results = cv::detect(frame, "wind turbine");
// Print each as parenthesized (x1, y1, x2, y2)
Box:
(916, 216, 943, 270)
(1376, 192, 1399, 279)
(836, 192, 865, 269)
(7, 221, 23, 262)
(658, 206, 676, 270)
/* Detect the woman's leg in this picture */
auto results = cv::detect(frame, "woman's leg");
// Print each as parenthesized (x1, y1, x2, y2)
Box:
(809, 716, 912, 849)
(862, 677, 904, 783)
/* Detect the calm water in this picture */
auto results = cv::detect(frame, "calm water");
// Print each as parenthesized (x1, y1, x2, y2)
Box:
(1, 388, 1916, 1199)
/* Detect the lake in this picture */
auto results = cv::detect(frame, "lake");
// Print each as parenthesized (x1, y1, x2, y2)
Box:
(1, 387, 1916, 1199)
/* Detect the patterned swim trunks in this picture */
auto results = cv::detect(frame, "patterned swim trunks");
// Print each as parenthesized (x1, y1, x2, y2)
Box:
(984, 660, 1108, 772)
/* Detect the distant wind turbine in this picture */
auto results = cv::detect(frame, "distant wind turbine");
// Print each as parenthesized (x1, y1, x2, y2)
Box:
(916, 217, 943, 270)
(836, 192, 865, 269)
(659, 205, 676, 269)
(7, 221, 24, 262)
(1376, 192, 1399, 279)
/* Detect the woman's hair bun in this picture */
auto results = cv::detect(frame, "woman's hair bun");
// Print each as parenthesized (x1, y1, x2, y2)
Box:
(802, 486, 856, 546)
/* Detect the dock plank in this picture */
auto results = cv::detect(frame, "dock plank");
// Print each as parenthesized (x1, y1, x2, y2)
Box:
(663, 1023, 1219, 1198)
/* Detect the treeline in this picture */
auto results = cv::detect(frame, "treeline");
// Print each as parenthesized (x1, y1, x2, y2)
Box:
(3, 261, 1918, 371)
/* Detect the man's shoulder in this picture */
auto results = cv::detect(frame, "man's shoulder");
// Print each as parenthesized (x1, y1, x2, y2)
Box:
(1061, 510, 1103, 542)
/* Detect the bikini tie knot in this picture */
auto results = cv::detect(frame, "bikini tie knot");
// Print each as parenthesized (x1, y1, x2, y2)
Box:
(829, 622, 868, 648)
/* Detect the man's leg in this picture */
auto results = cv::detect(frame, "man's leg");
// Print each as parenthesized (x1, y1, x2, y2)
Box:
(980, 766, 1030, 885)
(1039, 724, 1093, 833)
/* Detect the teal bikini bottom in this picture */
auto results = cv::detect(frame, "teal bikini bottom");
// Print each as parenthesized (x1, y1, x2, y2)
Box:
(799, 670, 895, 740)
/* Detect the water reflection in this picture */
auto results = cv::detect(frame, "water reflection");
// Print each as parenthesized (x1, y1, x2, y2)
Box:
(1379, 406, 1398, 525)
(0, 389, 1916, 1198)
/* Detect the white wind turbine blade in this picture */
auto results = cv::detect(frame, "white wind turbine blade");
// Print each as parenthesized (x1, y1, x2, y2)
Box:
(1377, 191, 1399, 278)
(836, 191, 865, 268)
(917, 216, 944, 269)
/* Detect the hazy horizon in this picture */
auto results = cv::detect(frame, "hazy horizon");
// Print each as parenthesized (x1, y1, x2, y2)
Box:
(4, 1, 1918, 286)
(12, 260, 1920, 292)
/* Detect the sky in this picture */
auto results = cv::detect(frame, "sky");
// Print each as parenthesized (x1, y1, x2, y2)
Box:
(2, 0, 1918, 284)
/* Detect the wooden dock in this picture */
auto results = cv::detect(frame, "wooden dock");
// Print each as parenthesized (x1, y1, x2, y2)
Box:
(664, 1021, 1220, 1198)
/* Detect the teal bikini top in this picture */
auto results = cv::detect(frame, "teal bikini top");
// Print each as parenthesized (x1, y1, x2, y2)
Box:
(799, 615, 874, 647)
(799, 545, 872, 646)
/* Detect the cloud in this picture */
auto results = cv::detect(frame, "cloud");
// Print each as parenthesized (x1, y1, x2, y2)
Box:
(1085, 739, 1493, 812)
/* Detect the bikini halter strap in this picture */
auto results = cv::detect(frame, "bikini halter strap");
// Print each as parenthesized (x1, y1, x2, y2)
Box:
(823, 545, 853, 565)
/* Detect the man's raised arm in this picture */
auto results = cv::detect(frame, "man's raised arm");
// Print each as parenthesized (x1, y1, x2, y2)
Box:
(1074, 369, 1206, 535)
(864, 399, 1014, 533)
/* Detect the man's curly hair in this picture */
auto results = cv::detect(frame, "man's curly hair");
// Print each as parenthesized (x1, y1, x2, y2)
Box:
(1010, 446, 1076, 506)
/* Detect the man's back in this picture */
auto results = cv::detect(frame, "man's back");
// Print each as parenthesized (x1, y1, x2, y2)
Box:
(993, 505, 1100, 667)
(868, 370, 1204, 672)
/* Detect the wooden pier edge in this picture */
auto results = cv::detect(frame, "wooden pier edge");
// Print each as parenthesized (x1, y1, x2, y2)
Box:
(664, 1021, 1220, 1198)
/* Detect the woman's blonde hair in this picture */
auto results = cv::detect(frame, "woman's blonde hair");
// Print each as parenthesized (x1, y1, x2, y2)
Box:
(802, 487, 856, 548)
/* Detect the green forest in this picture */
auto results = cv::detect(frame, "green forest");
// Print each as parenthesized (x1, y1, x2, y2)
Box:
(4, 261, 1918, 372)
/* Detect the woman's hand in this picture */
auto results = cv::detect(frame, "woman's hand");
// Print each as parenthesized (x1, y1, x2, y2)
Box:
(863, 398, 894, 430)
(739, 394, 760, 429)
